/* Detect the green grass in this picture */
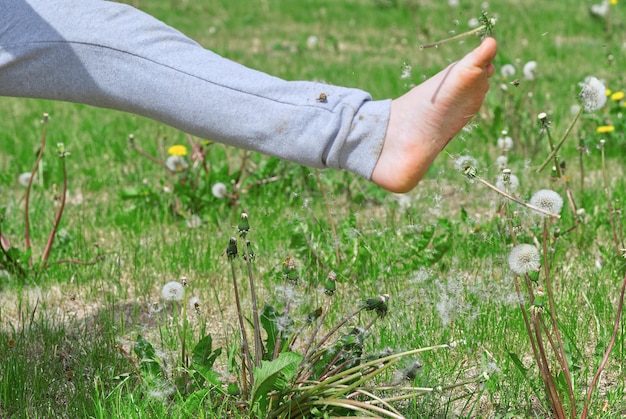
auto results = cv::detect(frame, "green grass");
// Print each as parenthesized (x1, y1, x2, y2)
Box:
(1, 0, 626, 417)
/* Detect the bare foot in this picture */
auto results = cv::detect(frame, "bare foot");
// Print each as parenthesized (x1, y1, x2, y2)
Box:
(372, 37, 497, 193)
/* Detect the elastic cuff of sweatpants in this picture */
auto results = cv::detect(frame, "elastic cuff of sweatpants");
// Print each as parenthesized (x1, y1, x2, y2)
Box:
(333, 98, 391, 180)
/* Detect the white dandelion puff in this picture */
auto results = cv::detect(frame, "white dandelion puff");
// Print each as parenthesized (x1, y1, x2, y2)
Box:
(500, 64, 516, 78)
(508, 244, 541, 275)
(186, 214, 202, 229)
(530, 189, 563, 217)
(165, 155, 189, 172)
(522, 61, 537, 81)
(468, 17, 480, 28)
(161, 281, 184, 302)
(455, 155, 478, 179)
(497, 135, 514, 152)
(18, 172, 32, 187)
(590, 1, 610, 18)
(189, 296, 201, 310)
(579, 76, 607, 112)
(495, 172, 519, 193)
(211, 182, 228, 199)
(496, 155, 508, 170)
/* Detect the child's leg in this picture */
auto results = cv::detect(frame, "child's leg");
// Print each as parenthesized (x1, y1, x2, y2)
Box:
(0, 0, 389, 179)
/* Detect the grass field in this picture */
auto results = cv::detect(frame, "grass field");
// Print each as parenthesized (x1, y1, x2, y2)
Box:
(1, 0, 626, 417)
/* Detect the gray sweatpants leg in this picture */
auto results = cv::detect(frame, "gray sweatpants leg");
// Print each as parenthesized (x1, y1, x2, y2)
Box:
(0, 0, 390, 180)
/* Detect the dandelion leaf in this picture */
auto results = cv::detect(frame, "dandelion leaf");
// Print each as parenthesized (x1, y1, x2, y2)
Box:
(133, 334, 162, 377)
(260, 303, 291, 359)
(182, 388, 212, 415)
(251, 351, 303, 417)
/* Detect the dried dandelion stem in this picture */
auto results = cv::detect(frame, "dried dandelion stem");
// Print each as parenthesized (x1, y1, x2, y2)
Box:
(24, 113, 49, 264)
(41, 152, 68, 266)
(581, 271, 626, 419)
(419, 22, 493, 50)
(475, 176, 561, 218)
(537, 106, 583, 173)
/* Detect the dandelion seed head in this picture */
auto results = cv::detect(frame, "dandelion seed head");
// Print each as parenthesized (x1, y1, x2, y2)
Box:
(165, 155, 189, 172)
(161, 281, 184, 302)
(189, 296, 201, 310)
(579, 76, 607, 112)
(497, 135, 514, 151)
(500, 64, 516, 78)
(496, 155, 508, 170)
(186, 214, 202, 228)
(508, 244, 541, 274)
(455, 155, 478, 179)
(211, 182, 228, 198)
(530, 189, 563, 217)
(18, 172, 32, 187)
(522, 61, 537, 80)
(495, 172, 519, 193)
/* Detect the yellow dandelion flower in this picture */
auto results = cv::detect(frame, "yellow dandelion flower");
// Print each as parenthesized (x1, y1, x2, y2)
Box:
(611, 91, 624, 101)
(167, 144, 188, 156)
(596, 125, 615, 134)
(610, 0, 617, 5)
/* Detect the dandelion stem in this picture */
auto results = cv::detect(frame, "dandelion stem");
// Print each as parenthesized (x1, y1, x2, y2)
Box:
(243, 241, 263, 367)
(476, 176, 561, 218)
(419, 24, 489, 50)
(581, 271, 626, 419)
(600, 141, 622, 256)
(24, 113, 49, 265)
(41, 153, 68, 267)
(540, 219, 576, 417)
(229, 259, 253, 395)
(537, 106, 583, 173)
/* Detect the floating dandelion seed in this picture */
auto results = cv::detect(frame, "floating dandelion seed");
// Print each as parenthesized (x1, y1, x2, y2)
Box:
(508, 244, 541, 275)
(18, 172, 32, 187)
(530, 189, 563, 217)
(579, 76, 607, 112)
(161, 281, 184, 302)
(167, 144, 188, 157)
(211, 182, 227, 198)
(165, 155, 188, 172)
(500, 64, 516, 78)
(522, 61, 537, 81)
(400, 62, 412, 80)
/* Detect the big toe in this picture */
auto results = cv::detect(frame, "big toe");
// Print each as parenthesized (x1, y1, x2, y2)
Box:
(469, 37, 497, 68)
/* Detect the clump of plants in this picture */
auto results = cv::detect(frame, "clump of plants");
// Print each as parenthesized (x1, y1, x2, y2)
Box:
(457, 73, 626, 418)
(0, 114, 102, 280)
(124, 212, 488, 418)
